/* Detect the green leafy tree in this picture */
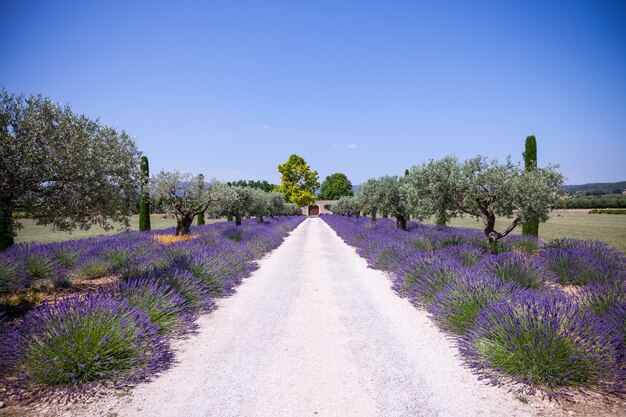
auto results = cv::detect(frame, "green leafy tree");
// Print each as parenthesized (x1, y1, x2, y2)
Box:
(268, 192, 288, 217)
(408, 155, 563, 249)
(276, 154, 319, 207)
(225, 186, 254, 226)
(356, 178, 382, 222)
(521, 135, 539, 236)
(151, 171, 233, 235)
(196, 174, 206, 225)
(331, 196, 361, 216)
(377, 176, 412, 230)
(248, 188, 271, 223)
(0, 88, 141, 251)
(139, 156, 151, 231)
(226, 179, 277, 193)
(317, 173, 353, 200)
(404, 156, 462, 228)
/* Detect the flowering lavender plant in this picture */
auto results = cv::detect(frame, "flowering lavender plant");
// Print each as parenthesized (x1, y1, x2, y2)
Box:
(7, 294, 171, 394)
(478, 252, 552, 289)
(460, 291, 619, 397)
(539, 239, 625, 285)
(430, 273, 522, 335)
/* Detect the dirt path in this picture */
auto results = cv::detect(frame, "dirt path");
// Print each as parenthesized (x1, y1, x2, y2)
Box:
(66, 218, 537, 417)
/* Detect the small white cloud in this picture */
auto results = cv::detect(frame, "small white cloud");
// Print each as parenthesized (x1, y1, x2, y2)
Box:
(347, 144, 358, 149)
(331, 144, 341, 148)
(262, 125, 271, 129)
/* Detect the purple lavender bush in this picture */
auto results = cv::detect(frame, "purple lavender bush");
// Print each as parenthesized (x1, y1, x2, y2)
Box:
(460, 291, 620, 397)
(7, 294, 171, 395)
(1, 215, 304, 397)
(115, 278, 191, 334)
(478, 253, 552, 289)
(539, 239, 625, 286)
(430, 273, 522, 335)
(406, 257, 465, 307)
(438, 244, 484, 267)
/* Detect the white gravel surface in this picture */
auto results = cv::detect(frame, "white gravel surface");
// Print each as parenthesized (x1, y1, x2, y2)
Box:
(68, 218, 536, 417)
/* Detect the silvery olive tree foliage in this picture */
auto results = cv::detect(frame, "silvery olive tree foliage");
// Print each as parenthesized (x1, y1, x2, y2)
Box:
(404, 156, 463, 228)
(356, 178, 383, 222)
(268, 191, 287, 218)
(376, 176, 412, 230)
(151, 171, 234, 235)
(404, 155, 563, 246)
(0, 88, 141, 250)
(224, 186, 255, 226)
(331, 196, 361, 217)
(248, 188, 272, 223)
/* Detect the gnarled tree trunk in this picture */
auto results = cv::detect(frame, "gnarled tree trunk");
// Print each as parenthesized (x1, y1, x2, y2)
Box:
(175, 214, 195, 235)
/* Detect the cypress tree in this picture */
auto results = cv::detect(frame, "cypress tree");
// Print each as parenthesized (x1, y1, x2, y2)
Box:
(139, 156, 151, 231)
(197, 174, 206, 225)
(522, 135, 539, 236)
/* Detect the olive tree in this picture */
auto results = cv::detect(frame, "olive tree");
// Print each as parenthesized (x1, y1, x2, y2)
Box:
(268, 191, 287, 217)
(151, 171, 233, 235)
(356, 178, 383, 222)
(0, 88, 141, 251)
(407, 155, 563, 248)
(331, 196, 360, 217)
(377, 176, 412, 230)
(248, 188, 271, 223)
(404, 156, 462, 228)
(225, 186, 254, 226)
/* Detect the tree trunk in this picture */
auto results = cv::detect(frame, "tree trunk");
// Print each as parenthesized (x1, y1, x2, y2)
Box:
(0, 208, 14, 251)
(256, 216, 264, 223)
(176, 215, 194, 235)
(482, 214, 499, 252)
(382, 212, 388, 218)
(435, 208, 446, 230)
(197, 210, 205, 225)
(227, 214, 233, 222)
(235, 216, 242, 226)
(370, 209, 377, 223)
(396, 215, 408, 231)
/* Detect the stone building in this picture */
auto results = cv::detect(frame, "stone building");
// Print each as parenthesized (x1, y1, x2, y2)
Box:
(301, 200, 336, 216)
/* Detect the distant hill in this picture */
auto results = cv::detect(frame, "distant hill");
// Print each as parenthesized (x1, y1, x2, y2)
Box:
(561, 181, 626, 196)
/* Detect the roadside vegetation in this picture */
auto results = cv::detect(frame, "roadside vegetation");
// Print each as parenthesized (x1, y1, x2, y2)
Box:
(0, 216, 304, 400)
(323, 215, 625, 399)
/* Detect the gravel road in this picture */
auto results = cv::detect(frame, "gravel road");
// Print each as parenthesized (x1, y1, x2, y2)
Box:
(75, 218, 535, 417)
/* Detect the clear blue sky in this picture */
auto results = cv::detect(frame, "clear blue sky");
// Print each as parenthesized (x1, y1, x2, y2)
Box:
(1, 0, 625, 185)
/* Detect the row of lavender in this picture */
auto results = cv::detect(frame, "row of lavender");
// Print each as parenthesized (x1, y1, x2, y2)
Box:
(322, 215, 625, 398)
(0, 216, 304, 399)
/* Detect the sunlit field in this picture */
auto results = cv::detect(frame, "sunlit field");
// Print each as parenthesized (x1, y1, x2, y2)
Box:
(423, 209, 626, 253)
(14, 214, 225, 244)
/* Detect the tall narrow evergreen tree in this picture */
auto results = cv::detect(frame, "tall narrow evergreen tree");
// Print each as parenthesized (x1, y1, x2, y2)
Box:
(522, 135, 539, 236)
(197, 174, 206, 225)
(139, 156, 151, 231)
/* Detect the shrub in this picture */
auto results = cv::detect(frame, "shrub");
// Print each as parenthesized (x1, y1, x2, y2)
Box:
(74, 258, 111, 280)
(460, 292, 619, 397)
(0, 312, 10, 376)
(134, 267, 213, 313)
(407, 257, 464, 307)
(540, 239, 625, 285)
(24, 250, 60, 281)
(52, 247, 80, 269)
(430, 274, 521, 335)
(508, 235, 541, 253)
(438, 244, 484, 267)
(577, 283, 625, 316)
(116, 277, 190, 334)
(0, 259, 26, 292)
(8, 294, 171, 393)
(479, 253, 551, 289)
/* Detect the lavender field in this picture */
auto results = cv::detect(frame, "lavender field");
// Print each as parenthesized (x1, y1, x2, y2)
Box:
(322, 215, 625, 399)
(0, 216, 304, 400)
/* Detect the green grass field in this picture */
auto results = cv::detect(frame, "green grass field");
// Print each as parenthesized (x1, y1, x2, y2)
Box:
(423, 209, 626, 253)
(14, 214, 224, 244)
(12, 211, 626, 253)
